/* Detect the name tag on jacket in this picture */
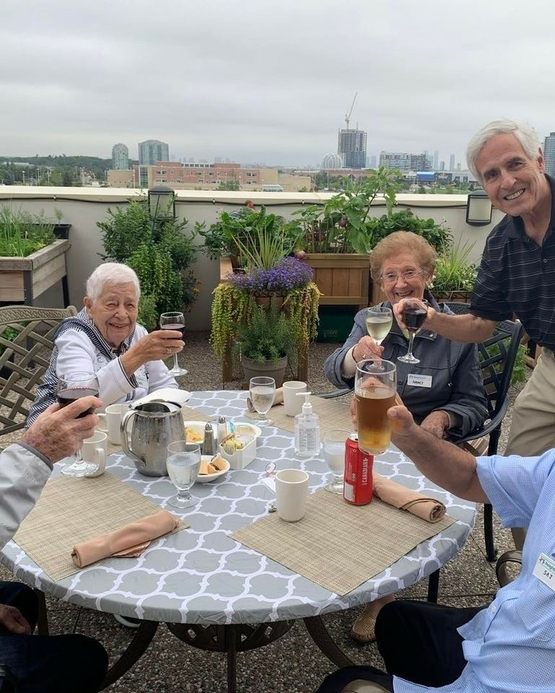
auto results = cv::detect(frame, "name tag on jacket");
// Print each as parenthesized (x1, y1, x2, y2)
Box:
(407, 374, 432, 388)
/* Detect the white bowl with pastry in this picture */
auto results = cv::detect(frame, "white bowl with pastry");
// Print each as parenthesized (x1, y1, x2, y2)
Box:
(196, 453, 230, 483)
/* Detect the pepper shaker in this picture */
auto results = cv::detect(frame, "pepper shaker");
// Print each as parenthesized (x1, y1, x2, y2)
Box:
(202, 423, 216, 456)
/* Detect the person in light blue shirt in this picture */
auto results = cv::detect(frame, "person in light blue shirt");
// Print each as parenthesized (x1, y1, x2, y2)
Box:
(317, 404, 555, 693)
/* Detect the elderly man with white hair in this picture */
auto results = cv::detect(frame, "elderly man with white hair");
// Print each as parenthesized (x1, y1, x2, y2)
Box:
(28, 262, 183, 424)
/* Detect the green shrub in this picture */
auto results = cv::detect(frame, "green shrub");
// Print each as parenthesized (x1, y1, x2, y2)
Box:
(98, 197, 199, 330)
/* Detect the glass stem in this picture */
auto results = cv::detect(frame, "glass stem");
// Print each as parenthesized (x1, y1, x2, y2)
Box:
(173, 354, 180, 371)
(407, 332, 416, 359)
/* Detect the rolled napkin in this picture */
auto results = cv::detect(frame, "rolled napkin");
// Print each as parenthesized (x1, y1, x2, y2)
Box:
(71, 510, 179, 568)
(372, 473, 446, 523)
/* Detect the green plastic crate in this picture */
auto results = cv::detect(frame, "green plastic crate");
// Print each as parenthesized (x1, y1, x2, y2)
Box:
(316, 306, 358, 343)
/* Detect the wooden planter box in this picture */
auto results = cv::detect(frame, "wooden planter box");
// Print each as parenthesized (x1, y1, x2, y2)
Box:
(303, 253, 370, 310)
(0, 239, 71, 305)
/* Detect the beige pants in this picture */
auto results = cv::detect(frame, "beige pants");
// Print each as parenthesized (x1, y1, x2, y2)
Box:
(505, 349, 555, 549)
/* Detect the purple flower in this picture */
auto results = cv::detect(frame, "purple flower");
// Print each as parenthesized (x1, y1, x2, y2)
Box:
(228, 257, 313, 292)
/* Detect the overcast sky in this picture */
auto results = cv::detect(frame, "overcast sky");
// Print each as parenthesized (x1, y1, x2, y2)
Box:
(2, 0, 555, 168)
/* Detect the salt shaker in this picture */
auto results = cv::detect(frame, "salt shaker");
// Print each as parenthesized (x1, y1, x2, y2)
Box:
(217, 416, 227, 442)
(202, 423, 216, 456)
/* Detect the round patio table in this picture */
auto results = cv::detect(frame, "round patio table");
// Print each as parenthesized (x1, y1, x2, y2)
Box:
(0, 391, 476, 691)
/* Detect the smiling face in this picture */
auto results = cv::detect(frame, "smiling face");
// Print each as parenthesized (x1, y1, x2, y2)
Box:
(84, 282, 138, 348)
(379, 252, 430, 305)
(476, 133, 550, 220)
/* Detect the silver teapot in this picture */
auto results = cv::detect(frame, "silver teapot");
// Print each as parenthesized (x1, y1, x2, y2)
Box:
(121, 401, 184, 476)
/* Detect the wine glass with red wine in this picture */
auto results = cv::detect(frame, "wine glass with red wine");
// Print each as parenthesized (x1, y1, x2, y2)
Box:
(57, 371, 100, 477)
(160, 312, 188, 377)
(398, 300, 428, 364)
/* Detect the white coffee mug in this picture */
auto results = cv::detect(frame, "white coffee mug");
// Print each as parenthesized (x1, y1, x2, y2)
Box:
(97, 403, 130, 445)
(275, 469, 309, 522)
(82, 431, 108, 478)
(282, 381, 307, 417)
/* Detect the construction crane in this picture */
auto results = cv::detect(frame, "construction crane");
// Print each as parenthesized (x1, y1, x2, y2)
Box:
(345, 92, 358, 130)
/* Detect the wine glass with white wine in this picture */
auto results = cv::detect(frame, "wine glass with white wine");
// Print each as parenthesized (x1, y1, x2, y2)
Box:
(365, 306, 393, 346)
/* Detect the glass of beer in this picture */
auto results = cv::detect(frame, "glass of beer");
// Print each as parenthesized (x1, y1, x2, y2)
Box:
(355, 359, 397, 455)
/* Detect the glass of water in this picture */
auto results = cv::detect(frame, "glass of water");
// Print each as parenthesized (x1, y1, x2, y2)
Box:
(166, 441, 201, 509)
(249, 376, 276, 425)
(323, 429, 349, 494)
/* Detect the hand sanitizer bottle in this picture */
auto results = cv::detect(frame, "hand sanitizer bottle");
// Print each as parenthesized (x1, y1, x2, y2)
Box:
(294, 392, 321, 458)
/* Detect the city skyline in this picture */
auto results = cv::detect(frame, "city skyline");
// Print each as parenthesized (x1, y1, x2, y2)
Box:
(3, 1, 555, 167)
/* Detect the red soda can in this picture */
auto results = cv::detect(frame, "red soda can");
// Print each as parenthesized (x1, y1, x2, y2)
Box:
(343, 433, 374, 505)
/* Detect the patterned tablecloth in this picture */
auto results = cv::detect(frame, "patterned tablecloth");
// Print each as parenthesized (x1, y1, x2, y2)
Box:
(0, 390, 476, 626)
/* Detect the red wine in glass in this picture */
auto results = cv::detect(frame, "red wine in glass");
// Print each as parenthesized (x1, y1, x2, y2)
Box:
(398, 301, 427, 364)
(159, 311, 188, 376)
(57, 387, 99, 417)
(403, 306, 427, 332)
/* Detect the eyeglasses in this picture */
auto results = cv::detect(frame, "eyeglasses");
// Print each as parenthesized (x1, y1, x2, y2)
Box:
(380, 269, 423, 285)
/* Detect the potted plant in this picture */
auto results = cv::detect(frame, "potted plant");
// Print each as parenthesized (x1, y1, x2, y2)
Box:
(98, 197, 200, 330)
(211, 256, 320, 384)
(432, 240, 478, 303)
(234, 302, 296, 386)
(0, 206, 71, 304)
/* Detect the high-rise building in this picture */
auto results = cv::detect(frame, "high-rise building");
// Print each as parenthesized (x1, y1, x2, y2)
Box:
(111, 143, 129, 170)
(379, 152, 432, 171)
(433, 150, 439, 170)
(138, 139, 170, 165)
(544, 133, 555, 177)
(449, 154, 456, 171)
(337, 129, 367, 169)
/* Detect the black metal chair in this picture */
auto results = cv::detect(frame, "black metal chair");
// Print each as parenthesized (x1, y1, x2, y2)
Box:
(444, 303, 524, 561)
(0, 304, 77, 439)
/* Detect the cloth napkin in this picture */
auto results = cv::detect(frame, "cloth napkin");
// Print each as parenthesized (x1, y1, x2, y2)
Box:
(71, 509, 179, 568)
(132, 388, 191, 408)
(372, 473, 446, 523)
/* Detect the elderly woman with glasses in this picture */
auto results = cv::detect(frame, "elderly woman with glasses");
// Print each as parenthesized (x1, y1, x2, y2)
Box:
(324, 232, 488, 643)
(27, 262, 182, 425)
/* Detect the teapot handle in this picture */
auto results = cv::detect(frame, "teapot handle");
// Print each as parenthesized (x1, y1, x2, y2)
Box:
(120, 409, 138, 461)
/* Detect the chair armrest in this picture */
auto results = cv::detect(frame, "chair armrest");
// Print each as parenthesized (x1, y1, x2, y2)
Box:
(315, 388, 353, 399)
(496, 549, 522, 587)
(449, 398, 510, 447)
(340, 681, 390, 693)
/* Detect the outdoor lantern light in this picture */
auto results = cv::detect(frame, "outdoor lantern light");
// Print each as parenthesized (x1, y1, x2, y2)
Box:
(466, 188, 492, 227)
(148, 185, 176, 219)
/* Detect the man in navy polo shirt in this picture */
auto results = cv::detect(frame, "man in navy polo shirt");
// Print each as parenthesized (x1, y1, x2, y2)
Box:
(394, 119, 555, 549)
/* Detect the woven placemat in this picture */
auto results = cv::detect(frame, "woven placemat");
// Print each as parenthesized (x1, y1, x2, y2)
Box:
(232, 490, 454, 595)
(248, 397, 353, 435)
(14, 473, 187, 581)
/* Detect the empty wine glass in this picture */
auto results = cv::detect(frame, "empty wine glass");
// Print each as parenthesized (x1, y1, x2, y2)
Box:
(365, 306, 393, 346)
(57, 371, 100, 477)
(249, 376, 276, 425)
(160, 312, 188, 377)
(398, 300, 428, 364)
(166, 441, 201, 509)
(323, 429, 349, 494)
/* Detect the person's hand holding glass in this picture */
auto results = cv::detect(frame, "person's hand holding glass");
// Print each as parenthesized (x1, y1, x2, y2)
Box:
(166, 441, 201, 509)
(249, 376, 276, 425)
(57, 371, 100, 477)
(354, 359, 397, 456)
